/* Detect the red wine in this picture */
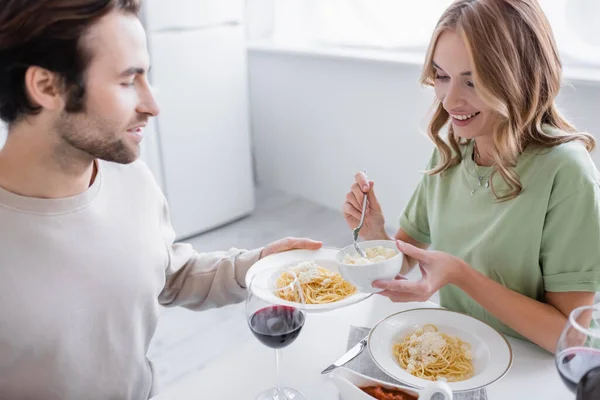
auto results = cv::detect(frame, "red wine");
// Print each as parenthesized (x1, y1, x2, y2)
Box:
(556, 348, 600, 393)
(249, 305, 305, 349)
(577, 365, 600, 400)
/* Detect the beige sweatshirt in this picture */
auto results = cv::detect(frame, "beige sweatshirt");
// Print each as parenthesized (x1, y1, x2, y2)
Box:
(0, 160, 261, 400)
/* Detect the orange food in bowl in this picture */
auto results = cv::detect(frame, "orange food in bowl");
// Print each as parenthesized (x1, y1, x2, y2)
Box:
(360, 385, 419, 400)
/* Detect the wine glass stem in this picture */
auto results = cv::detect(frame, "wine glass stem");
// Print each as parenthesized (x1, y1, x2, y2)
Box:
(275, 348, 283, 397)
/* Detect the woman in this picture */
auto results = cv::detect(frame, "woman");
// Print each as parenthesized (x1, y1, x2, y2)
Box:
(343, 0, 600, 353)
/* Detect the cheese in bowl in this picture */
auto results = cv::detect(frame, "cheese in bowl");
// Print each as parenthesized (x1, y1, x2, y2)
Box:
(336, 240, 403, 293)
(342, 246, 397, 265)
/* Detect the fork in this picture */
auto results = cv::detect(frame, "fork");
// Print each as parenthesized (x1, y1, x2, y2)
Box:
(352, 170, 368, 258)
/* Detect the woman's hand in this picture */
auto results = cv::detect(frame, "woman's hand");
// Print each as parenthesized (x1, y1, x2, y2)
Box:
(372, 240, 467, 302)
(342, 171, 388, 240)
(374, 242, 595, 353)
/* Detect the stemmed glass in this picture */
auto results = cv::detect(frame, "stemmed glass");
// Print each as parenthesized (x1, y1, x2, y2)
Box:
(555, 304, 600, 399)
(246, 268, 306, 400)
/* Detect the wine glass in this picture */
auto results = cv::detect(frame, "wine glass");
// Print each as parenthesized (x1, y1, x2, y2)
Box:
(555, 304, 600, 398)
(246, 268, 307, 400)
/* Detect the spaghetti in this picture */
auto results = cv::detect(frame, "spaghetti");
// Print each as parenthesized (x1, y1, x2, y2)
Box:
(393, 324, 474, 382)
(275, 261, 357, 304)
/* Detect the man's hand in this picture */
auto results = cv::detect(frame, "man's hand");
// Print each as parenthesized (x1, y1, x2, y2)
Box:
(260, 237, 323, 259)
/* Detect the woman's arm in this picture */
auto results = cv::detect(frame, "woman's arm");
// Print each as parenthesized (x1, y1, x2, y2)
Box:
(373, 240, 596, 353)
(453, 263, 595, 353)
(393, 228, 430, 275)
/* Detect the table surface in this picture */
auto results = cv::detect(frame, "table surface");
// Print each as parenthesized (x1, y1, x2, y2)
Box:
(151, 295, 573, 400)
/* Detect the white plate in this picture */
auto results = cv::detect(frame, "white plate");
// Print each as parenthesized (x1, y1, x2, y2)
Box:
(368, 308, 513, 392)
(245, 248, 371, 313)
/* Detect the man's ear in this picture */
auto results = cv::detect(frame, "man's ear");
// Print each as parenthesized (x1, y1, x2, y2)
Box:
(24, 66, 64, 111)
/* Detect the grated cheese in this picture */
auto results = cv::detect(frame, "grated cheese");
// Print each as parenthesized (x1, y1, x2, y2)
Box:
(288, 261, 334, 284)
(342, 246, 397, 265)
(406, 329, 447, 366)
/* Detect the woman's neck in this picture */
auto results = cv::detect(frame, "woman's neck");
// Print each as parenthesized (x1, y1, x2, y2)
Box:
(473, 138, 495, 166)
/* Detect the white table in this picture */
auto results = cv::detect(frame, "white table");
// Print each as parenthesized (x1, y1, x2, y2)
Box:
(151, 296, 573, 400)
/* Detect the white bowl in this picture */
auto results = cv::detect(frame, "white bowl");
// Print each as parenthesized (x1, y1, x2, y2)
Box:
(368, 308, 513, 392)
(330, 367, 452, 400)
(336, 240, 403, 293)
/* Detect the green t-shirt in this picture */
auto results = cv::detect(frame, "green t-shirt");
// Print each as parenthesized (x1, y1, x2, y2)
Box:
(400, 130, 600, 340)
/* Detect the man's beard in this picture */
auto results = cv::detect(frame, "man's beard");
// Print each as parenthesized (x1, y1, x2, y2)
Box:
(55, 111, 140, 164)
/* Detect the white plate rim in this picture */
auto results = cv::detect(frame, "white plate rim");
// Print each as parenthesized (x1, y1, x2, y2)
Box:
(367, 307, 514, 393)
(245, 246, 372, 312)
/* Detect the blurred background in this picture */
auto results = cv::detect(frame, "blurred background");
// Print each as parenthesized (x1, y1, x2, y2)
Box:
(1, 0, 598, 392)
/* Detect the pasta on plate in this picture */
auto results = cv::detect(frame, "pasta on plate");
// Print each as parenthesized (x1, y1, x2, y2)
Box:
(275, 261, 357, 304)
(393, 324, 474, 382)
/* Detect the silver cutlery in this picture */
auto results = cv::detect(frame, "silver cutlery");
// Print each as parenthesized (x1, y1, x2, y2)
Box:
(352, 169, 368, 258)
(321, 334, 369, 374)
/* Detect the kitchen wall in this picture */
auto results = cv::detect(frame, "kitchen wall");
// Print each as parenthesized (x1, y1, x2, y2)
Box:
(248, 48, 600, 233)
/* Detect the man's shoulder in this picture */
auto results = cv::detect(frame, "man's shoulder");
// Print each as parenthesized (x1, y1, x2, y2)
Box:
(99, 159, 154, 178)
(98, 159, 164, 198)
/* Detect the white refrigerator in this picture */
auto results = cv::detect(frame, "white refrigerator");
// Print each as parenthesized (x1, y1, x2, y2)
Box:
(141, 0, 255, 240)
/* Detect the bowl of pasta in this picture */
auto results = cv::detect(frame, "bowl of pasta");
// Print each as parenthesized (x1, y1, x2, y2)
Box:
(245, 247, 372, 312)
(367, 308, 513, 392)
(336, 240, 403, 293)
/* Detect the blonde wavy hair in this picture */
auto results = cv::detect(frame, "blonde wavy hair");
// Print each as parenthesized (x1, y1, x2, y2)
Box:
(421, 0, 595, 200)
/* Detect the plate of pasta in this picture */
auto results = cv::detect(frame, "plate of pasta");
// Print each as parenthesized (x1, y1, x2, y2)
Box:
(245, 247, 372, 312)
(368, 308, 513, 392)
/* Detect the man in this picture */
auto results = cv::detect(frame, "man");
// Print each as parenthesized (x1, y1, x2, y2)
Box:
(0, 1, 321, 399)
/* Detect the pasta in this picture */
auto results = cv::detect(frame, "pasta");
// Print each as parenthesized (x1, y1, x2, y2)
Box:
(393, 324, 474, 382)
(275, 261, 357, 304)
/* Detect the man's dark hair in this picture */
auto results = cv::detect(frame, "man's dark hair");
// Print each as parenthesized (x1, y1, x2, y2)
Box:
(0, 0, 141, 124)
